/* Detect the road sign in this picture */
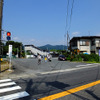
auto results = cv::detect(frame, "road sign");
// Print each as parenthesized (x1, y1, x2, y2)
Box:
(9, 45, 12, 58)
(99, 49, 100, 56)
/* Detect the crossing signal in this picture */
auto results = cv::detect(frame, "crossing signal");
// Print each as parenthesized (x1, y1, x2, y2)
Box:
(7, 32, 11, 41)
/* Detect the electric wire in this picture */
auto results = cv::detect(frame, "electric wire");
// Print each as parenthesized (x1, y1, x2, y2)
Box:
(64, 0, 69, 50)
(64, 0, 75, 50)
(65, 0, 69, 33)
(68, 0, 74, 32)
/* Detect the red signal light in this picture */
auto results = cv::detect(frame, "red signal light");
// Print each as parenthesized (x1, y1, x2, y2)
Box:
(7, 32, 11, 36)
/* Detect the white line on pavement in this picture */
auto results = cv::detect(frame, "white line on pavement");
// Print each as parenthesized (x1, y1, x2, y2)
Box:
(0, 82, 16, 87)
(40, 64, 99, 75)
(0, 79, 12, 83)
(76, 63, 98, 67)
(0, 91, 29, 100)
(0, 86, 21, 93)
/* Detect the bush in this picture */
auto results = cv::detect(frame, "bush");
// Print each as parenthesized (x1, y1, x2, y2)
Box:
(66, 56, 71, 61)
(89, 54, 99, 62)
(71, 54, 82, 61)
(68, 54, 99, 62)
(78, 54, 99, 62)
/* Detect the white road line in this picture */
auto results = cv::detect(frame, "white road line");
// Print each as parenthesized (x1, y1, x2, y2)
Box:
(0, 82, 16, 87)
(76, 63, 98, 67)
(0, 91, 29, 100)
(0, 79, 12, 83)
(0, 86, 21, 93)
(40, 65, 98, 75)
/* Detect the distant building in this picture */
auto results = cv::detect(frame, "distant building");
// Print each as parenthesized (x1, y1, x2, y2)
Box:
(24, 45, 49, 56)
(70, 36, 100, 54)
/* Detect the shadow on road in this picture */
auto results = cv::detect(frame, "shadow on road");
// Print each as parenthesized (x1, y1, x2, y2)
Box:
(46, 81, 70, 90)
(18, 65, 100, 100)
(45, 81, 91, 100)
(85, 90, 100, 100)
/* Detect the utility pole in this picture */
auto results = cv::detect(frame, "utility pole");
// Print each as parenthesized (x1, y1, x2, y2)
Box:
(0, 0, 3, 72)
(67, 31, 68, 51)
(20, 45, 22, 58)
(0, 0, 3, 40)
(67, 31, 70, 51)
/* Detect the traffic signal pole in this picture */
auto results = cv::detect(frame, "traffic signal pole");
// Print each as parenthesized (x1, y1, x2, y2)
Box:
(0, 0, 4, 72)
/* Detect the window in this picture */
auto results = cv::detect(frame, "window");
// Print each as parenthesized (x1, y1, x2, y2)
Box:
(71, 41, 77, 47)
(91, 40, 95, 46)
(80, 41, 89, 46)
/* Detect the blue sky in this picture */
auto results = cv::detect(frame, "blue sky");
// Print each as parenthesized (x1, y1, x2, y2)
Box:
(2, 0, 100, 46)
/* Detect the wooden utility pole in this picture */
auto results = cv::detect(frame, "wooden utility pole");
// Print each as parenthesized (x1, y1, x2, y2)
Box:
(0, 0, 3, 40)
(0, 0, 3, 72)
(67, 31, 70, 51)
(67, 31, 68, 51)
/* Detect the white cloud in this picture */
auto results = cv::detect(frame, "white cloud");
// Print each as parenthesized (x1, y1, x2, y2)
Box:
(30, 39, 35, 42)
(72, 32, 80, 36)
(13, 37, 19, 40)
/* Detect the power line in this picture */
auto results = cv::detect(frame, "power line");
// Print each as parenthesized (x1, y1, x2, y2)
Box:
(64, 0, 69, 50)
(65, 0, 69, 33)
(68, 0, 74, 32)
(64, 0, 75, 51)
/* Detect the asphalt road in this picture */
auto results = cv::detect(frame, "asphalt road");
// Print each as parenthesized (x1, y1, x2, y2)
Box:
(1, 58, 100, 100)
(11, 58, 97, 77)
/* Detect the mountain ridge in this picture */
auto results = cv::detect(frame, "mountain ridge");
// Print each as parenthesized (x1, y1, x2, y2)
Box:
(38, 44, 67, 50)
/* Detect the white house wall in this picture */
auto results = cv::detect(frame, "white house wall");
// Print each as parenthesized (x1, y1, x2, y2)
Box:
(77, 39, 91, 54)
(25, 46, 48, 56)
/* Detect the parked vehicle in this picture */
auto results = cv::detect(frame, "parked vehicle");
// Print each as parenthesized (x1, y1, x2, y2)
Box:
(58, 55, 66, 61)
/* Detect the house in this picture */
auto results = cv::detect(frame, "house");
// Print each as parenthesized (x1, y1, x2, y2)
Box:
(70, 36, 100, 54)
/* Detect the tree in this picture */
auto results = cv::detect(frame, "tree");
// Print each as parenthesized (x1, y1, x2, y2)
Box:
(3, 41, 25, 57)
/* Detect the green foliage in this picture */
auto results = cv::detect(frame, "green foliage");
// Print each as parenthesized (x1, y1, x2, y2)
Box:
(70, 54, 99, 62)
(26, 51, 31, 55)
(66, 55, 71, 61)
(21, 52, 25, 57)
(89, 54, 99, 62)
(2, 41, 25, 57)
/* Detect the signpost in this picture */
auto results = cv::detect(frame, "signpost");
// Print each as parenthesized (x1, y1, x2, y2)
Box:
(99, 49, 100, 62)
(8, 45, 12, 71)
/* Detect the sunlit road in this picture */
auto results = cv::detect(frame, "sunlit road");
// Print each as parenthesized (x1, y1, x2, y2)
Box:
(1, 58, 100, 100)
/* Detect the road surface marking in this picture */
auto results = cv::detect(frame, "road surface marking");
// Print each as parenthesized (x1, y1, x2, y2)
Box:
(40, 65, 98, 75)
(0, 82, 16, 87)
(0, 86, 21, 93)
(0, 79, 12, 83)
(76, 63, 98, 67)
(0, 91, 29, 100)
(0, 79, 30, 99)
(38, 80, 100, 100)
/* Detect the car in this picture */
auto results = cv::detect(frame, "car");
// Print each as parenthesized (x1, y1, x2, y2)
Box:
(58, 55, 66, 61)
